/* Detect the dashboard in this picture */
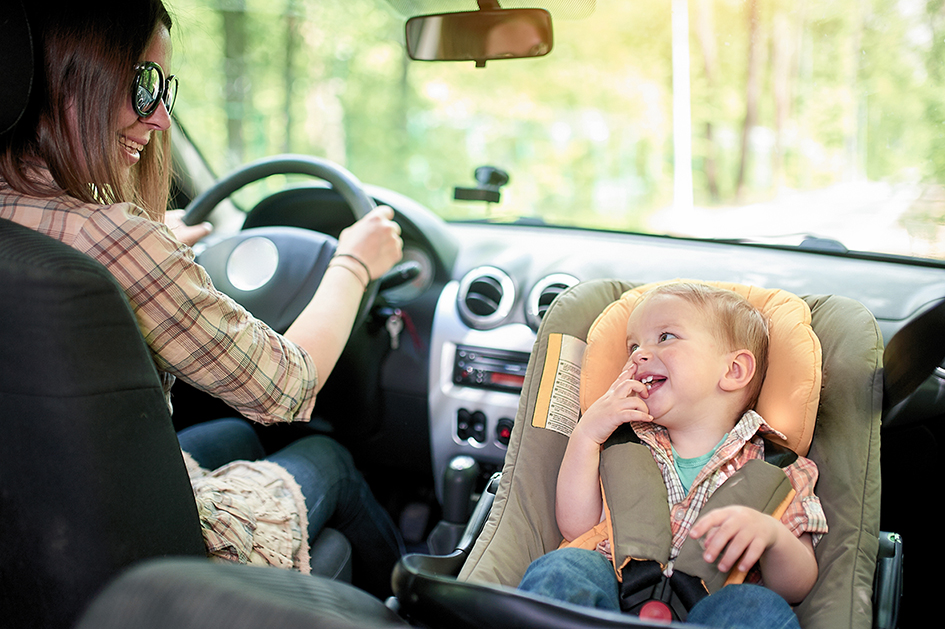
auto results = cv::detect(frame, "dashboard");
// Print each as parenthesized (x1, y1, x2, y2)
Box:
(356, 186, 945, 502)
(183, 175, 945, 507)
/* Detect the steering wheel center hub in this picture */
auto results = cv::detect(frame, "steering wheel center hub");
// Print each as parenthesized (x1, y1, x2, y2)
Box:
(226, 237, 279, 291)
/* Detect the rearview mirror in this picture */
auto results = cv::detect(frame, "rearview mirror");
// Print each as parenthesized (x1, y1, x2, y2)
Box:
(405, 8, 553, 67)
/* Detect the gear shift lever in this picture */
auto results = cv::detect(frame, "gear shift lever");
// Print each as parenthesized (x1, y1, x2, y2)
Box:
(442, 455, 480, 524)
(427, 455, 481, 555)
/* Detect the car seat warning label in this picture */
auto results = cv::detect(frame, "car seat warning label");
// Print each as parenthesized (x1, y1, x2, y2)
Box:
(532, 333, 586, 436)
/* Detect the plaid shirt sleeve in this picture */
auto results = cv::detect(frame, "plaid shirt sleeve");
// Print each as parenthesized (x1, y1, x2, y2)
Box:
(781, 454, 829, 545)
(73, 203, 318, 424)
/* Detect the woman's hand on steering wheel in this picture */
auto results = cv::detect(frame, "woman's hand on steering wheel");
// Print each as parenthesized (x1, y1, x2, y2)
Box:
(336, 206, 404, 282)
(186, 154, 394, 331)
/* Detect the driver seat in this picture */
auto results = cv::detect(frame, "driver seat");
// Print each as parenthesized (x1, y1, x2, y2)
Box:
(393, 279, 902, 629)
(0, 218, 353, 627)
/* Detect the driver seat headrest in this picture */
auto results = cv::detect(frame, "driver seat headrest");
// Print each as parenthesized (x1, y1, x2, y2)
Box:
(0, 0, 35, 135)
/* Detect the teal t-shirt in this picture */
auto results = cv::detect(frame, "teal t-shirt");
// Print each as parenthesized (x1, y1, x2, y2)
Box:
(672, 434, 728, 493)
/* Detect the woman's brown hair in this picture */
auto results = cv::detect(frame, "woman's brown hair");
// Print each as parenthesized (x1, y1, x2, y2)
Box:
(0, 0, 173, 221)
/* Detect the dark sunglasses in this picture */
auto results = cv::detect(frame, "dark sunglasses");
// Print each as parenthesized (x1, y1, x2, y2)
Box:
(132, 61, 178, 118)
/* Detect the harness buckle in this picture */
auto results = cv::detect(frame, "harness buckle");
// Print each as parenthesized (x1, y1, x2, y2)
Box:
(639, 600, 673, 623)
(619, 561, 707, 622)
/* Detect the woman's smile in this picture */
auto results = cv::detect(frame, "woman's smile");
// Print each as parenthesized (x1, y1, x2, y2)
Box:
(118, 134, 147, 163)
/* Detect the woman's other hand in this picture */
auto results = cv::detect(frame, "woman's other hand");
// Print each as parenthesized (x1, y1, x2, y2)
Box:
(165, 209, 213, 247)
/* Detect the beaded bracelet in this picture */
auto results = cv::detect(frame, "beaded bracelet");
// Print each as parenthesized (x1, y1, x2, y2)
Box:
(327, 262, 367, 291)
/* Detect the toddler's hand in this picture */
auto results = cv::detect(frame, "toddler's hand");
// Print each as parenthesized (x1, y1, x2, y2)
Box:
(575, 364, 652, 445)
(689, 505, 780, 574)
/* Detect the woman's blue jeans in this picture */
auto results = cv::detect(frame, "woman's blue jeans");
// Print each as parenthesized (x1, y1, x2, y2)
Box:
(177, 417, 404, 598)
(518, 547, 802, 628)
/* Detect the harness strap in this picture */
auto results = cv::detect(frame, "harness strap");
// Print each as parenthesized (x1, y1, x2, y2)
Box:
(599, 424, 796, 619)
(673, 458, 795, 593)
(600, 424, 672, 572)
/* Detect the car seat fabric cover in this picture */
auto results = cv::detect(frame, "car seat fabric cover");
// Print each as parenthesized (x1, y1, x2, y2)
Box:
(460, 278, 882, 629)
(0, 218, 206, 628)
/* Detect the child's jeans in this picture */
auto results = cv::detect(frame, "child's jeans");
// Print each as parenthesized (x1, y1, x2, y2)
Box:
(519, 547, 802, 628)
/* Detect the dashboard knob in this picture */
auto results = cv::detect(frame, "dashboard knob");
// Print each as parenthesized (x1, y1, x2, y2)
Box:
(496, 418, 514, 446)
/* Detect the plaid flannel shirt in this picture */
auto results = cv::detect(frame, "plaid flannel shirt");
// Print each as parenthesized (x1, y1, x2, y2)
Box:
(1, 177, 318, 425)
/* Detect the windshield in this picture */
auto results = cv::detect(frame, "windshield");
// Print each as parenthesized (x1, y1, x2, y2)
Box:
(171, 0, 945, 261)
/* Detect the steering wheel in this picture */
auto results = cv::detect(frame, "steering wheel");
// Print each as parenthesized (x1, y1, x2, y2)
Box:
(182, 154, 379, 333)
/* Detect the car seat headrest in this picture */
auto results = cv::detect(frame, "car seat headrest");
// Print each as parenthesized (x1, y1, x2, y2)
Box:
(580, 280, 821, 456)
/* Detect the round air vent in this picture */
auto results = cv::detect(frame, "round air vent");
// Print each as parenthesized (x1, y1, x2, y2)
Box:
(526, 273, 580, 329)
(457, 266, 515, 329)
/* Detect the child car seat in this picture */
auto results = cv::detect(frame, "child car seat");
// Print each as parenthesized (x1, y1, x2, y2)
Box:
(570, 281, 821, 619)
(394, 278, 898, 629)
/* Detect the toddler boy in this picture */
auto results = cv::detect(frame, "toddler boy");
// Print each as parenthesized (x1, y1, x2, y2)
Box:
(519, 282, 827, 626)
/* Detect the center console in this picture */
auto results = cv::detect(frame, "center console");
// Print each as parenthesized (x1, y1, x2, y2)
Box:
(427, 281, 536, 504)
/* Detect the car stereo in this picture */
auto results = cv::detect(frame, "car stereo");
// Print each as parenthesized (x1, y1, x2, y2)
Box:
(453, 345, 530, 393)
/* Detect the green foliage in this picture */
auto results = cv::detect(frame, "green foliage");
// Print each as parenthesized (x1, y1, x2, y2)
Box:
(167, 0, 945, 257)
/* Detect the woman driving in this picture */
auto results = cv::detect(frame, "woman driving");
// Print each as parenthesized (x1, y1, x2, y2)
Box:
(0, 0, 404, 598)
